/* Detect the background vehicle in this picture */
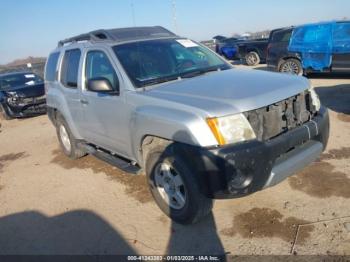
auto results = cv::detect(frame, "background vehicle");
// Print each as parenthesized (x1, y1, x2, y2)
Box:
(0, 72, 46, 119)
(45, 26, 329, 225)
(267, 21, 350, 75)
(215, 37, 241, 60)
(266, 27, 297, 73)
(237, 38, 269, 66)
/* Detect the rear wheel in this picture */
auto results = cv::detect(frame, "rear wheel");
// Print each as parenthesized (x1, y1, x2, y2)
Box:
(279, 58, 303, 75)
(245, 51, 260, 66)
(145, 144, 213, 224)
(56, 114, 86, 159)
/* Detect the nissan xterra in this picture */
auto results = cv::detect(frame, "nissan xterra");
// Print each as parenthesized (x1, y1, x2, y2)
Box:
(45, 26, 329, 224)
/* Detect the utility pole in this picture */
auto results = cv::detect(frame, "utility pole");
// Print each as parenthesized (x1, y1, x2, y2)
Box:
(171, 0, 178, 33)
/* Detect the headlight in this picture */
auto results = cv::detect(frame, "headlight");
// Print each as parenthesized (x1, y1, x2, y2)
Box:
(7, 95, 18, 104)
(309, 88, 321, 111)
(207, 113, 256, 145)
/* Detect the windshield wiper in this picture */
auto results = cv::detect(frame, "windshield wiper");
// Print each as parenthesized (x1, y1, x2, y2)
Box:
(180, 67, 222, 79)
(138, 75, 180, 87)
(137, 66, 229, 87)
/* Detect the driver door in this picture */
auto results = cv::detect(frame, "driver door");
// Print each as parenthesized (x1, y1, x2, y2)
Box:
(79, 48, 130, 157)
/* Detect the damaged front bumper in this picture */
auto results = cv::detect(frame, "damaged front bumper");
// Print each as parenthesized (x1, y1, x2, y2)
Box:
(4, 96, 47, 117)
(176, 106, 329, 199)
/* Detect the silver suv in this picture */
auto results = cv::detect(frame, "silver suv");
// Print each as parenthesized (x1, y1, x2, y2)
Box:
(45, 26, 329, 224)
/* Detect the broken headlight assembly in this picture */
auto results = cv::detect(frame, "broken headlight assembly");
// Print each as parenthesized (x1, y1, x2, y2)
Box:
(7, 93, 19, 105)
(207, 113, 256, 146)
(309, 88, 321, 111)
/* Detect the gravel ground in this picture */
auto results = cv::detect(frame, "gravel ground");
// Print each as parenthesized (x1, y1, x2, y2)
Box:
(0, 65, 349, 256)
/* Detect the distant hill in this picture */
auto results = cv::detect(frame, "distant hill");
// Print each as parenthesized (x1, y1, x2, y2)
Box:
(0, 56, 47, 77)
(1, 56, 46, 67)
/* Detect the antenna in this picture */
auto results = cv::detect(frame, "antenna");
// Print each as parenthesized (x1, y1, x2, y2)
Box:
(131, 0, 136, 26)
(171, 0, 178, 33)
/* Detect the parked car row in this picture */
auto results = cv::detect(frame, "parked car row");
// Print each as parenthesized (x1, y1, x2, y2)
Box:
(216, 20, 350, 75)
(267, 21, 350, 75)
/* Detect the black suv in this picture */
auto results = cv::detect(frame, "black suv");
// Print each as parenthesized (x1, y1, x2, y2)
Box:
(267, 21, 350, 75)
(0, 72, 46, 119)
(266, 27, 300, 74)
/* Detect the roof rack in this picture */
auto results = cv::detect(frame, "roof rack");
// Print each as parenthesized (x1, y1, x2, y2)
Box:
(57, 30, 114, 47)
(58, 26, 177, 47)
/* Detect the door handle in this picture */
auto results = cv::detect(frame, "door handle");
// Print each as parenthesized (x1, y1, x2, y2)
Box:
(80, 99, 89, 105)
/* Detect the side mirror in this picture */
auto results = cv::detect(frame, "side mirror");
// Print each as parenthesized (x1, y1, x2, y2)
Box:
(87, 77, 119, 95)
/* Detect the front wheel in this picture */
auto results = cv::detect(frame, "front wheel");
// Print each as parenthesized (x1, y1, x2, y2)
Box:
(245, 51, 260, 66)
(145, 145, 213, 224)
(279, 58, 303, 75)
(0, 104, 12, 120)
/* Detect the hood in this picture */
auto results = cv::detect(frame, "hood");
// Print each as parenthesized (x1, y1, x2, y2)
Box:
(142, 68, 310, 117)
(2, 83, 45, 98)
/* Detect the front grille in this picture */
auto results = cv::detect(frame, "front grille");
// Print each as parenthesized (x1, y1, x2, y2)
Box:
(244, 91, 317, 141)
(19, 95, 46, 105)
(22, 103, 47, 114)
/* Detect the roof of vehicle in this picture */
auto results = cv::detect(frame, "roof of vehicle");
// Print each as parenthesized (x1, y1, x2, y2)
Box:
(0, 71, 36, 78)
(270, 26, 294, 34)
(270, 20, 350, 35)
(57, 26, 178, 47)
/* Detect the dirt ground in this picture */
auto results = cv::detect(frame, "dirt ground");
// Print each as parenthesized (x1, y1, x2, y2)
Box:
(0, 65, 349, 256)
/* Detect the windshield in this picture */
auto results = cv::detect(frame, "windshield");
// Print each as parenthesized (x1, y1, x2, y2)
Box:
(112, 38, 231, 87)
(0, 73, 43, 90)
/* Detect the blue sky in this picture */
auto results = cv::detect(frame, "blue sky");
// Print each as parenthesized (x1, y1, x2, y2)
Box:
(0, 0, 349, 64)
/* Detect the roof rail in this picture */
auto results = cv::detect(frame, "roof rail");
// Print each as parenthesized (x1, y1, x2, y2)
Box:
(57, 26, 177, 47)
(57, 30, 114, 47)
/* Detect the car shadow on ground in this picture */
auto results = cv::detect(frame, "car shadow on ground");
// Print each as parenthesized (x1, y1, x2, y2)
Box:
(0, 210, 137, 255)
(314, 84, 350, 114)
(0, 211, 226, 256)
(307, 73, 350, 80)
(166, 212, 225, 255)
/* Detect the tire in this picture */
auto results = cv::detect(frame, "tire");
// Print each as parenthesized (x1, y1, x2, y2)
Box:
(279, 58, 303, 75)
(245, 51, 260, 66)
(145, 144, 213, 224)
(55, 114, 86, 159)
(0, 104, 12, 120)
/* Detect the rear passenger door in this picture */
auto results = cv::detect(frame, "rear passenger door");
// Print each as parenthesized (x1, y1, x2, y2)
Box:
(79, 48, 130, 157)
(332, 22, 350, 72)
(59, 49, 85, 129)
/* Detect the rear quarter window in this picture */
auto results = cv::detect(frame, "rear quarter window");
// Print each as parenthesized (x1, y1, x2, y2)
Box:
(45, 52, 60, 81)
(272, 29, 292, 43)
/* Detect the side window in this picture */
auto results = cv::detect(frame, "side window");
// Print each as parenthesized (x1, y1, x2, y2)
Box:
(272, 29, 292, 42)
(60, 49, 81, 88)
(281, 30, 292, 42)
(85, 51, 119, 90)
(45, 52, 60, 81)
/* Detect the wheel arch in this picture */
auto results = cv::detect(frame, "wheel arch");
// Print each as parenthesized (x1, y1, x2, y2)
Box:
(129, 105, 217, 166)
(246, 48, 260, 56)
(278, 55, 302, 69)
